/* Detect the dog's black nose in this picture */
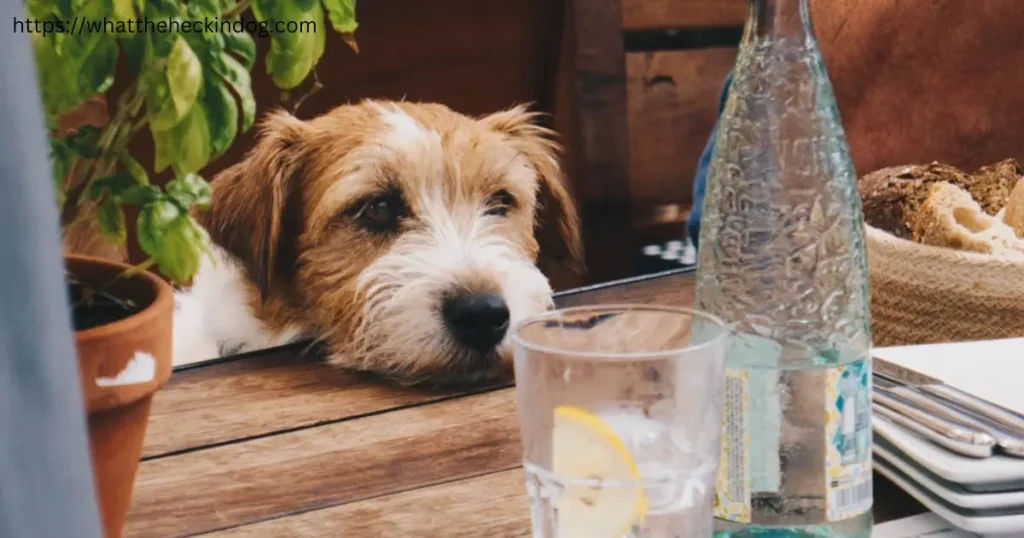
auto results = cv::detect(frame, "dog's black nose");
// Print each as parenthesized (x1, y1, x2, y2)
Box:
(442, 292, 510, 351)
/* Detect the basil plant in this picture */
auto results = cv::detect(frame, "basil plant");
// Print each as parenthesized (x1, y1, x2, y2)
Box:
(27, 0, 357, 284)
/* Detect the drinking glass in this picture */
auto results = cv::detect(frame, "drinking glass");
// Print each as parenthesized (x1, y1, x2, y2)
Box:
(511, 304, 729, 538)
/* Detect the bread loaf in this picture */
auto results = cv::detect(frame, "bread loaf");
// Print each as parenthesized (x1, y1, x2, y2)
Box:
(1003, 177, 1024, 239)
(858, 163, 971, 239)
(968, 159, 1023, 214)
(858, 159, 1023, 236)
(909, 182, 1024, 258)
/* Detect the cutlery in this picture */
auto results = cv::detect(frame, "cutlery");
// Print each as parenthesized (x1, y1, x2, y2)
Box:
(872, 403, 994, 459)
(874, 374, 1024, 458)
(874, 357, 1024, 434)
(871, 387, 996, 453)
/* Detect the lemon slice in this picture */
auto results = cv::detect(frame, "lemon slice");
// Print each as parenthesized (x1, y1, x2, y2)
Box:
(552, 406, 648, 538)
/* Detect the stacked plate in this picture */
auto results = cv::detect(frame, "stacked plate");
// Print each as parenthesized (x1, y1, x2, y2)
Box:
(874, 417, 1024, 536)
(868, 338, 1024, 532)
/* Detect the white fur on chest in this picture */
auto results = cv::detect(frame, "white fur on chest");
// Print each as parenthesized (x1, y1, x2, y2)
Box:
(171, 247, 302, 367)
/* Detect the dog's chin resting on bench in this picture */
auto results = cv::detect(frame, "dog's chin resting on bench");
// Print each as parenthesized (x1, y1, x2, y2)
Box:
(171, 100, 583, 385)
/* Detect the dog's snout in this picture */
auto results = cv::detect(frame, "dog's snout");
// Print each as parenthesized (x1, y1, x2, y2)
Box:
(442, 292, 510, 350)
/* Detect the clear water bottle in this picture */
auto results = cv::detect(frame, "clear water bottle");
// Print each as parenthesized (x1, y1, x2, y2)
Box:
(695, 0, 874, 536)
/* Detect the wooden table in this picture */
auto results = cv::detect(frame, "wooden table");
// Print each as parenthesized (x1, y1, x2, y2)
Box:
(125, 269, 925, 537)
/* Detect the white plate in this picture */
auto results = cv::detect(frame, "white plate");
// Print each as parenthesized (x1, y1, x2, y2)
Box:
(875, 457, 1024, 537)
(875, 441, 1024, 510)
(874, 414, 1024, 490)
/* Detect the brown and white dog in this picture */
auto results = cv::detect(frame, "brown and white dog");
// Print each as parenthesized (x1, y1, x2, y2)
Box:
(172, 100, 582, 384)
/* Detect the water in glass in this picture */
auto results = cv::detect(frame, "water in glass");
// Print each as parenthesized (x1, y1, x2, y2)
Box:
(512, 306, 729, 538)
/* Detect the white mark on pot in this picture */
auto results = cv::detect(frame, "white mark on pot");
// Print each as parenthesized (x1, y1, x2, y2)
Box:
(96, 351, 156, 387)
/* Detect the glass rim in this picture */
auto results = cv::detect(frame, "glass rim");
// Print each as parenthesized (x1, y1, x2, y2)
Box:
(509, 303, 730, 361)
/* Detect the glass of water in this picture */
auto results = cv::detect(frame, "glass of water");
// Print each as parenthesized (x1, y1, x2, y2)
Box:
(511, 304, 729, 538)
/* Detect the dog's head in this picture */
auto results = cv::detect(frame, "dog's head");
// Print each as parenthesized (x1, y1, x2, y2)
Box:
(199, 100, 582, 384)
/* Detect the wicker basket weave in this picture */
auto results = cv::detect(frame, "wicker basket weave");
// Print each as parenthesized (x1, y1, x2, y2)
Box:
(865, 224, 1024, 346)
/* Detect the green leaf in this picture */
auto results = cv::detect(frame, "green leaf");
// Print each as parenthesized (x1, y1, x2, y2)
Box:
(153, 127, 172, 173)
(138, 0, 181, 58)
(223, 29, 257, 70)
(213, 54, 256, 132)
(97, 195, 127, 244)
(137, 201, 209, 284)
(155, 215, 210, 284)
(26, 0, 62, 20)
(49, 137, 72, 207)
(151, 102, 212, 176)
(166, 173, 212, 210)
(264, 5, 327, 90)
(147, 36, 202, 131)
(31, 15, 118, 119)
(142, 0, 180, 20)
(202, 76, 239, 159)
(66, 125, 102, 159)
(85, 172, 136, 202)
(120, 184, 163, 205)
(151, 29, 180, 59)
(322, 0, 358, 34)
(137, 199, 181, 257)
(187, 0, 223, 18)
(120, 152, 150, 184)
(112, 0, 135, 21)
(122, 32, 147, 73)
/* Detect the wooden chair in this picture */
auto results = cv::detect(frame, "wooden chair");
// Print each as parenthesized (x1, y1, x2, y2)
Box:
(551, 0, 745, 285)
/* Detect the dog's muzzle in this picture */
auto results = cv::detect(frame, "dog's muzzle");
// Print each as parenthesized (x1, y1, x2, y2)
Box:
(441, 291, 510, 352)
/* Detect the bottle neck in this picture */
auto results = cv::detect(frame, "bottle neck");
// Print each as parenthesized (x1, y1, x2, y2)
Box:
(742, 0, 815, 46)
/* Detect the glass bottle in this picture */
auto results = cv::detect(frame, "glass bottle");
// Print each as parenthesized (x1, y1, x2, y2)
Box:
(695, 0, 874, 536)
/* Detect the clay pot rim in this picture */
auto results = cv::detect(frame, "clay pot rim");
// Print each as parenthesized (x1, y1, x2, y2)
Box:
(65, 254, 174, 343)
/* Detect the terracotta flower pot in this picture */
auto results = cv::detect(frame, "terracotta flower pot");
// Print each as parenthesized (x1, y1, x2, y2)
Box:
(66, 254, 174, 538)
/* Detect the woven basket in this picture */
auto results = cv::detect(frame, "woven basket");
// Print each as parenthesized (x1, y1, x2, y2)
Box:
(865, 224, 1024, 346)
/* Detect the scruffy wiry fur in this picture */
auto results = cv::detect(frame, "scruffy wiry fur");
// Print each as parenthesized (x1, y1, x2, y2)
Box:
(172, 100, 582, 385)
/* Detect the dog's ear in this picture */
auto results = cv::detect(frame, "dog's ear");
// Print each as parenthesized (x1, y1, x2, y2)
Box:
(198, 109, 311, 300)
(482, 105, 584, 273)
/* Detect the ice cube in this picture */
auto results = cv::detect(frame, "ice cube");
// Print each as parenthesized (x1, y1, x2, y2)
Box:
(594, 406, 716, 514)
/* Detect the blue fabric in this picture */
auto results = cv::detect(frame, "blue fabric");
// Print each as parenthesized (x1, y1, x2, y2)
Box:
(686, 71, 734, 251)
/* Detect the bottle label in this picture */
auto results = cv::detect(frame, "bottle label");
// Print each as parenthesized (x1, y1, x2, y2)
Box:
(713, 360, 873, 525)
(824, 359, 873, 521)
(713, 369, 752, 523)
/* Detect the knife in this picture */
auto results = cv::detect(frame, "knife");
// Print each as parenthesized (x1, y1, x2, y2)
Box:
(874, 374, 1024, 458)
(872, 403, 994, 459)
(873, 357, 1024, 434)
(871, 388, 996, 447)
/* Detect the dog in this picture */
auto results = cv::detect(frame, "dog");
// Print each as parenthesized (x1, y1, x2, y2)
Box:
(172, 100, 582, 385)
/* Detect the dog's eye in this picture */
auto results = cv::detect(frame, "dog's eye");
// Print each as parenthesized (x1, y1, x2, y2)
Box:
(485, 190, 516, 217)
(356, 193, 405, 231)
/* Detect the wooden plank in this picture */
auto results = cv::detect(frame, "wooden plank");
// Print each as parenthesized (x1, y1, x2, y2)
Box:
(567, 0, 632, 206)
(202, 470, 530, 537)
(557, 269, 695, 309)
(142, 349, 473, 458)
(541, 0, 586, 292)
(125, 390, 522, 537)
(622, 0, 746, 31)
(141, 271, 695, 459)
(626, 49, 737, 211)
(126, 270, 932, 536)
(202, 468, 923, 536)
(563, 0, 637, 283)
